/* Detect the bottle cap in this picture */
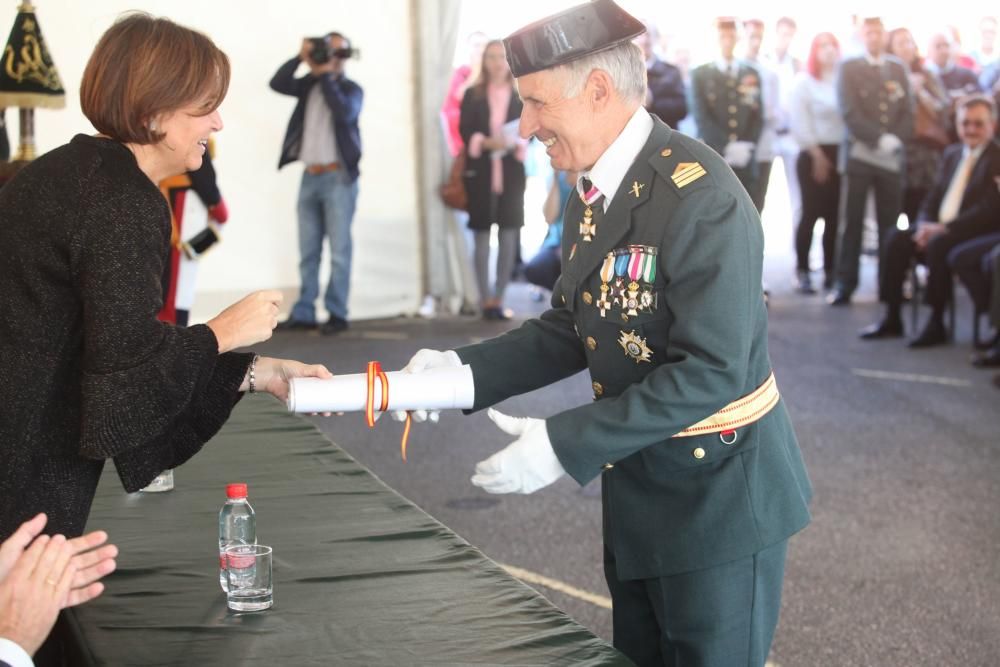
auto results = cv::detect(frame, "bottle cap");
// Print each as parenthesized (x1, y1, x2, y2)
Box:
(226, 483, 248, 499)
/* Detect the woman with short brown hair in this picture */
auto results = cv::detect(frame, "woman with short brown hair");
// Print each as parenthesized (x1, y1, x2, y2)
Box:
(0, 13, 330, 542)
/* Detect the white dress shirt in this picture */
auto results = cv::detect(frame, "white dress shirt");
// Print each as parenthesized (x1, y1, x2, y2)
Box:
(790, 72, 847, 148)
(578, 106, 655, 213)
(0, 638, 33, 667)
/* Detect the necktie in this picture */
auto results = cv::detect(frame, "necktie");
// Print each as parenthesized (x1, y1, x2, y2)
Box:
(938, 150, 976, 224)
(578, 177, 603, 242)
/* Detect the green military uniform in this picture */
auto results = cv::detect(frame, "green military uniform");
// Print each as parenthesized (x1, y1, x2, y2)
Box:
(456, 117, 812, 666)
(833, 54, 914, 300)
(689, 61, 764, 197)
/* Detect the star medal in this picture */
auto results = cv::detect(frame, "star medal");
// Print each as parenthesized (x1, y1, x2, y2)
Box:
(596, 253, 615, 317)
(618, 330, 653, 364)
(638, 287, 657, 314)
(579, 206, 596, 242)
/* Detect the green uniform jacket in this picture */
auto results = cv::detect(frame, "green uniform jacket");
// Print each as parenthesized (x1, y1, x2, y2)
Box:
(837, 55, 915, 174)
(456, 119, 812, 581)
(689, 62, 764, 191)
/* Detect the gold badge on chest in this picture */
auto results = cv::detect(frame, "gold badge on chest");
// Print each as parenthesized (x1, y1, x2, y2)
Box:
(580, 205, 597, 242)
(618, 330, 653, 364)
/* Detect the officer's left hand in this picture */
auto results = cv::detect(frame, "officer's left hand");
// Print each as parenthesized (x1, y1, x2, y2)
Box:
(471, 409, 566, 494)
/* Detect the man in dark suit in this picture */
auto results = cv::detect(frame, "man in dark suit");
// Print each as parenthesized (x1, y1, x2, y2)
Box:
(397, 2, 811, 664)
(633, 22, 687, 129)
(861, 94, 1000, 346)
(689, 17, 764, 198)
(927, 33, 983, 143)
(829, 16, 914, 306)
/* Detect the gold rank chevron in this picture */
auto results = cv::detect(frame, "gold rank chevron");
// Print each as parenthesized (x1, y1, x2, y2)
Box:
(671, 162, 707, 188)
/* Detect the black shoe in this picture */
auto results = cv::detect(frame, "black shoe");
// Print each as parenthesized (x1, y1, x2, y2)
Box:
(276, 318, 317, 331)
(859, 318, 904, 340)
(908, 319, 947, 348)
(320, 317, 349, 336)
(971, 346, 1000, 368)
(826, 288, 851, 306)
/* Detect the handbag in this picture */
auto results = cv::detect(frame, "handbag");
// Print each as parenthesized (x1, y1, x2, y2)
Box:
(439, 153, 468, 211)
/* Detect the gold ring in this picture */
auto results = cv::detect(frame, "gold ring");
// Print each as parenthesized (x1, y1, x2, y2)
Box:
(45, 578, 58, 587)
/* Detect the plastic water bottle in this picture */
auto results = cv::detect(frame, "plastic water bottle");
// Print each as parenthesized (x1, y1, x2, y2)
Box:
(219, 483, 255, 592)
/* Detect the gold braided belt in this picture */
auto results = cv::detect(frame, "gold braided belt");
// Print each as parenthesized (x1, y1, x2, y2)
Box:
(672, 372, 779, 439)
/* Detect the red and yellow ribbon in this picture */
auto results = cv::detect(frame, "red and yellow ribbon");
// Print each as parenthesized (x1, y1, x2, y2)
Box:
(365, 361, 413, 461)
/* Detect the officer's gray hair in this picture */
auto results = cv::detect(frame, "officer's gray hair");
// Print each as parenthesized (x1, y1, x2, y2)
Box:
(555, 42, 647, 104)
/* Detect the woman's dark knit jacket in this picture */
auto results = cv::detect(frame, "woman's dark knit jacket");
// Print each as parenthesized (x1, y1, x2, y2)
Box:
(0, 135, 251, 540)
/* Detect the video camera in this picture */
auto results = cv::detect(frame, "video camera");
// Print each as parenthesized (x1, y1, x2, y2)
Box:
(308, 36, 359, 64)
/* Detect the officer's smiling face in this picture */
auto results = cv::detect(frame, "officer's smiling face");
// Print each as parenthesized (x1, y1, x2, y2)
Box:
(516, 68, 604, 172)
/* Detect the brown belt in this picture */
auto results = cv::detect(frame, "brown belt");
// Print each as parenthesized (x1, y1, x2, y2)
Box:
(305, 162, 341, 175)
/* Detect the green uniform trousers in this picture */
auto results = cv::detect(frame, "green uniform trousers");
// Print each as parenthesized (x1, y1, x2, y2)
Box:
(605, 539, 788, 667)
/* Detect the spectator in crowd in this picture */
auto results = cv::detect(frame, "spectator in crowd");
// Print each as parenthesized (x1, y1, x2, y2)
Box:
(887, 28, 952, 226)
(790, 32, 845, 294)
(441, 31, 488, 159)
(860, 95, 1000, 346)
(770, 16, 805, 236)
(690, 17, 764, 198)
(271, 32, 363, 336)
(926, 32, 983, 143)
(970, 17, 998, 71)
(0, 514, 116, 666)
(157, 143, 230, 327)
(949, 231, 1000, 360)
(743, 18, 779, 212)
(524, 169, 576, 293)
(633, 22, 687, 129)
(459, 39, 527, 320)
(829, 16, 914, 306)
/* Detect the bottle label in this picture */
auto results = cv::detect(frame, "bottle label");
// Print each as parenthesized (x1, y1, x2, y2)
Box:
(225, 552, 256, 569)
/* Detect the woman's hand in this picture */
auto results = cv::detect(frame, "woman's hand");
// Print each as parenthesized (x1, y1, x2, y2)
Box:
(248, 357, 333, 403)
(809, 147, 832, 184)
(207, 291, 282, 353)
(482, 135, 508, 152)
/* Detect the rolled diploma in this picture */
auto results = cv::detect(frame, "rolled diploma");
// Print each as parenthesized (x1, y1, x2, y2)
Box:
(287, 366, 474, 413)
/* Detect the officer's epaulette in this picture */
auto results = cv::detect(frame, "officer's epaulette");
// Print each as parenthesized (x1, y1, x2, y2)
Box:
(649, 140, 713, 198)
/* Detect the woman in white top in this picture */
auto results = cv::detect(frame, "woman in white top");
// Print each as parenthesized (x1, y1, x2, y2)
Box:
(790, 32, 846, 293)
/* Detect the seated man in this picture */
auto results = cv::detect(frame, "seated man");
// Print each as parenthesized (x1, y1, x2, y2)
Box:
(861, 94, 1000, 346)
(948, 231, 1000, 348)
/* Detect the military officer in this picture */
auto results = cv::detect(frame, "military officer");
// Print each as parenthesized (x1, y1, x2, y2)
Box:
(828, 16, 915, 305)
(398, 1, 811, 665)
(689, 17, 765, 198)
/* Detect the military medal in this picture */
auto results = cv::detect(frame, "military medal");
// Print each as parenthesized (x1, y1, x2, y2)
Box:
(618, 330, 653, 364)
(579, 206, 596, 242)
(596, 253, 615, 317)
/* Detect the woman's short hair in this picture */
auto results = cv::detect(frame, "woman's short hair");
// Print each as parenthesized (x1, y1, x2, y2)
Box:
(80, 13, 230, 145)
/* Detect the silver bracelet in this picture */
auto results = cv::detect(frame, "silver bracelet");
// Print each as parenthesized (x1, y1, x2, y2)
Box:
(248, 354, 259, 393)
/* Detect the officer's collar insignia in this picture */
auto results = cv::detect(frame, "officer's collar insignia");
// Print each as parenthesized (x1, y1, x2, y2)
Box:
(630, 181, 645, 198)
(672, 162, 706, 188)
(618, 330, 653, 364)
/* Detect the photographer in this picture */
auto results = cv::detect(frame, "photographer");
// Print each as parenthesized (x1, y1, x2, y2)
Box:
(270, 33, 363, 336)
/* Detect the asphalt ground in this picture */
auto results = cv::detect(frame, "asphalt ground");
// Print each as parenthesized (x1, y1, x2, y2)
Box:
(250, 249, 1000, 666)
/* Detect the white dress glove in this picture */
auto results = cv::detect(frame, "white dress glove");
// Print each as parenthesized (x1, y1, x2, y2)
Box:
(723, 141, 755, 169)
(389, 349, 464, 423)
(877, 133, 902, 154)
(470, 409, 567, 494)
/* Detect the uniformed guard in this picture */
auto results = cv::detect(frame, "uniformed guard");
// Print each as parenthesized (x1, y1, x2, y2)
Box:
(828, 16, 915, 305)
(397, 1, 812, 664)
(689, 17, 764, 198)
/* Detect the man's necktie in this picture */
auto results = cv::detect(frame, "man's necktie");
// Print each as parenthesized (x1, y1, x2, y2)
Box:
(578, 177, 603, 242)
(938, 150, 977, 224)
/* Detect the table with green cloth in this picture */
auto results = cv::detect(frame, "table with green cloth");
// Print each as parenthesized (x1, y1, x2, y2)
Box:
(65, 396, 630, 666)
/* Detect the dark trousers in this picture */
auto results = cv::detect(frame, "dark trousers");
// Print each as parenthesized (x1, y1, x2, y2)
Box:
(948, 232, 1000, 314)
(751, 160, 772, 213)
(992, 246, 1000, 327)
(836, 163, 903, 295)
(604, 540, 788, 667)
(795, 146, 840, 277)
(523, 245, 561, 291)
(880, 227, 965, 318)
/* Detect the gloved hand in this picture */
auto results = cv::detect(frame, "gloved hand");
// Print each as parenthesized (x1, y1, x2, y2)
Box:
(877, 133, 902, 154)
(389, 349, 463, 423)
(470, 409, 567, 494)
(723, 141, 754, 169)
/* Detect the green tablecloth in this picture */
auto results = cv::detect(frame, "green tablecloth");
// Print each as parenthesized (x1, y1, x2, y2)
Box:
(67, 396, 630, 666)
